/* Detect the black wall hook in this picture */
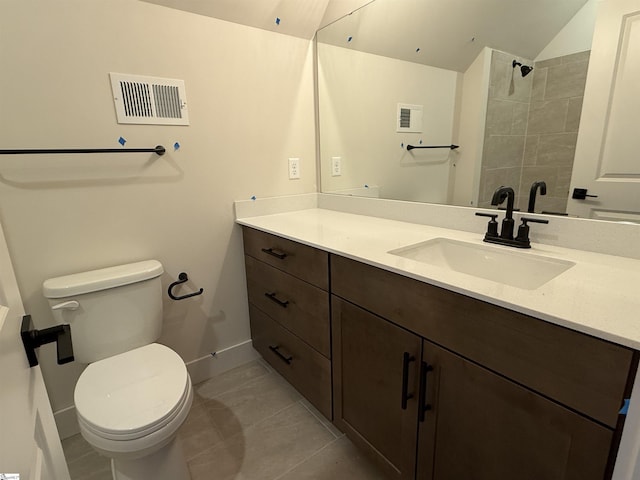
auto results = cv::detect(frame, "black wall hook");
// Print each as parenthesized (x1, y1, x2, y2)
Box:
(168, 272, 204, 300)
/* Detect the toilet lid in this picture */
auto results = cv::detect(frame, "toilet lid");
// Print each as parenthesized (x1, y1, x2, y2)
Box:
(75, 343, 189, 439)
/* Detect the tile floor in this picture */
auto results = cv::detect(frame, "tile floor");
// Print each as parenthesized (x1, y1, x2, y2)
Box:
(62, 359, 386, 480)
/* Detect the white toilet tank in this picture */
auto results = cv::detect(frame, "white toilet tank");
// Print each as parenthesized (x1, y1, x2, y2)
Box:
(43, 260, 164, 363)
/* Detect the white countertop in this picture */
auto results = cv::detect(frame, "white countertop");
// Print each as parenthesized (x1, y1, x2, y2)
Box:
(237, 208, 640, 350)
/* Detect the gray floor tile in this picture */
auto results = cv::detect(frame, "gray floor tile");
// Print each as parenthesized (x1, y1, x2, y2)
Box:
(194, 361, 270, 401)
(276, 435, 387, 480)
(199, 372, 301, 440)
(65, 359, 386, 480)
(187, 402, 335, 480)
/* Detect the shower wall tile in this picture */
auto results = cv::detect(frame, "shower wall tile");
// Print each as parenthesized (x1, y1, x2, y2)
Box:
(479, 166, 522, 207)
(554, 167, 574, 198)
(536, 132, 578, 167)
(535, 57, 563, 69)
(511, 103, 530, 134)
(561, 50, 591, 65)
(565, 97, 584, 132)
(544, 60, 590, 100)
(527, 99, 570, 134)
(485, 100, 515, 135)
(482, 135, 526, 168)
(530, 67, 547, 102)
(523, 135, 539, 165)
(479, 49, 589, 215)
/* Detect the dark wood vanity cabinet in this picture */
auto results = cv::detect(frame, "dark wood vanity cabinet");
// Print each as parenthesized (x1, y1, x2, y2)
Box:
(331, 254, 638, 480)
(242, 227, 332, 418)
(332, 296, 421, 479)
(242, 228, 638, 479)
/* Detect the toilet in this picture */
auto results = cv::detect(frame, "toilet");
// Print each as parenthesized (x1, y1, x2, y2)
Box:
(43, 260, 193, 480)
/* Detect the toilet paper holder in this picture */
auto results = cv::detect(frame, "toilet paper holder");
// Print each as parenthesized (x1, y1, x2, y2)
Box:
(168, 272, 204, 301)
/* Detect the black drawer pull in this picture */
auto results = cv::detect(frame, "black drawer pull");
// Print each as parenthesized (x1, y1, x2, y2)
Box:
(401, 352, 415, 410)
(269, 345, 292, 364)
(418, 361, 434, 422)
(265, 292, 289, 308)
(261, 247, 288, 260)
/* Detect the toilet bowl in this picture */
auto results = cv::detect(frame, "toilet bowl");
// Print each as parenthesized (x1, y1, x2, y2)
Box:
(43, 261, 193, 480)
(75, 344, 193, 479)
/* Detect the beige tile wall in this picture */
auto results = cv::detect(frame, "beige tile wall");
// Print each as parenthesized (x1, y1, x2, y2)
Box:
(478, 50, 590, 214)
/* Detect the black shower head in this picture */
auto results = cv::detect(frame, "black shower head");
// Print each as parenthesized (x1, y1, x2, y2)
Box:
(512, 60, 533, 77)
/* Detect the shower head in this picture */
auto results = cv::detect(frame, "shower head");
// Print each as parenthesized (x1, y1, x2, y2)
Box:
(512, 60, 533, 77)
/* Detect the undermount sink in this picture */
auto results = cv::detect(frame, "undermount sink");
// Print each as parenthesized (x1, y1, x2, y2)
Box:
(388, 237, 575, 290)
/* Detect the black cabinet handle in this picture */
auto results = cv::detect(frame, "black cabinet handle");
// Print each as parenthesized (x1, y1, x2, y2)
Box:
(261, 247, 288, 260)
(401, 352, 416, 410)
(264, 292, 289, 308)
(418, 360, 434, 422)
(269, 345, 292, 364)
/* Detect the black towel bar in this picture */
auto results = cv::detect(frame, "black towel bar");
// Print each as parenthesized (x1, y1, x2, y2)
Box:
(406, 144, 459, 151)
(0, 145, 166, 156)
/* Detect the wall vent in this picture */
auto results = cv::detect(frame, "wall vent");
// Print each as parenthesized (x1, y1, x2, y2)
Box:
(109, 73, 189, 125)
(397, 103, 423, 133)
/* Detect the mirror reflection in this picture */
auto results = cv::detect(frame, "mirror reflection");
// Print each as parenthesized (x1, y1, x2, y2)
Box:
(317, 0, 620, 218)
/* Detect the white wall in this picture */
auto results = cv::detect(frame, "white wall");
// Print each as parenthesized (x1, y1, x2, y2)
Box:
(536, 0, 600, 61)
(0, 0, 316, 431)
(318, 44, 458, 203)
(451, 48, 491, 207)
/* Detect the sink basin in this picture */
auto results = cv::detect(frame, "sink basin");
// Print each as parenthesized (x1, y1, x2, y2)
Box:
(388, 238, 575, 290)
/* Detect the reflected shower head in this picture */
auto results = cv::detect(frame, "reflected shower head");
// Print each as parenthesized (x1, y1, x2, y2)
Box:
(512, 60, 533, 77)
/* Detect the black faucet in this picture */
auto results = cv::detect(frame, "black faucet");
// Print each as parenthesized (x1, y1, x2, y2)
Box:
(491, 186, 516, 239)
(475, 185, 549, 248)
(528, 181, 547, 213)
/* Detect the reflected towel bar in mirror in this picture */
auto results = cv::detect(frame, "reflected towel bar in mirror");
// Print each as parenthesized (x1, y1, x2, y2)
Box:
(406, 144, 459, 151)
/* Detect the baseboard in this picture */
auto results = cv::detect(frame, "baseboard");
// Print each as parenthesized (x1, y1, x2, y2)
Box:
(54, 339, 259, 440)
(54, 404, 80, 440)
(186, 339, 259, 385)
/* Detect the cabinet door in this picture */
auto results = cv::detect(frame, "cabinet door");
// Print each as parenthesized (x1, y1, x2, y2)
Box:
(417, 340, 614, 480)
(332, 296, 421, 480)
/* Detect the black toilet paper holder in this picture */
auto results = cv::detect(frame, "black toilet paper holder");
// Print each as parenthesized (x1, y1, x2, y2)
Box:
(168, 272, 204, 301)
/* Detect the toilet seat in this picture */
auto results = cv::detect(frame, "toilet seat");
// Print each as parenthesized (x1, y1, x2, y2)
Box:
(75, 343, 191, 443)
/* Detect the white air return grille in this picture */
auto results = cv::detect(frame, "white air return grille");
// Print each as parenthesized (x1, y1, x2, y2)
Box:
(397, 103, 423, 133)
(110, 73, 189, 125)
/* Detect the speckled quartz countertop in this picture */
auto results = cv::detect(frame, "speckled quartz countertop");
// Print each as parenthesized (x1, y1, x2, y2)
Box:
(237, 208, 640, 350)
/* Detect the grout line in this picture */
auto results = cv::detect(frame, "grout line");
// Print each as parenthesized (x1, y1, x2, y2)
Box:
(186, 400, 303, 465)
(298, 400, 344, 440)
(272, 436, 340, 480)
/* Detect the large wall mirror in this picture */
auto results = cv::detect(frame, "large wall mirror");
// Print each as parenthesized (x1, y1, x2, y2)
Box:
(316, 0, 640, 223)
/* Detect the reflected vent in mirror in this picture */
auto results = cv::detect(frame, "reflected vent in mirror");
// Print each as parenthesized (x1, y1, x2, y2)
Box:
(397, 103, 422, 133)
(109, 73, 190, 125)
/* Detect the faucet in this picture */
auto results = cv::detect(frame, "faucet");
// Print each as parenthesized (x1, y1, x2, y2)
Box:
(528, 181, 547, 213)
(475, 185, 549, 248)
(491, 186, 516, 239)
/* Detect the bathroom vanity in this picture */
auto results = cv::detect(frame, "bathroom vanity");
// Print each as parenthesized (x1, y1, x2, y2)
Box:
(238, 204, 640, 480)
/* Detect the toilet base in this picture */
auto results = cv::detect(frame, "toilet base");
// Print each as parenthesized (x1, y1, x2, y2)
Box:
(111, 436, 190, 480)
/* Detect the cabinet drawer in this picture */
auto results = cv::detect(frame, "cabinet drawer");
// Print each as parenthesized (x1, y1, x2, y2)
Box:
(331, 254, 636, 428)
(242, 227, 329, 290)
(249, 304, 332, 419)
(246, 255, 330, 357)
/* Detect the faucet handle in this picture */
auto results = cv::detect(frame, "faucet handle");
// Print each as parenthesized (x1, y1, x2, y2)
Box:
(515, 217, 550, 247)
(520, 217, 549, 225)
(475, 212, 499, 238)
